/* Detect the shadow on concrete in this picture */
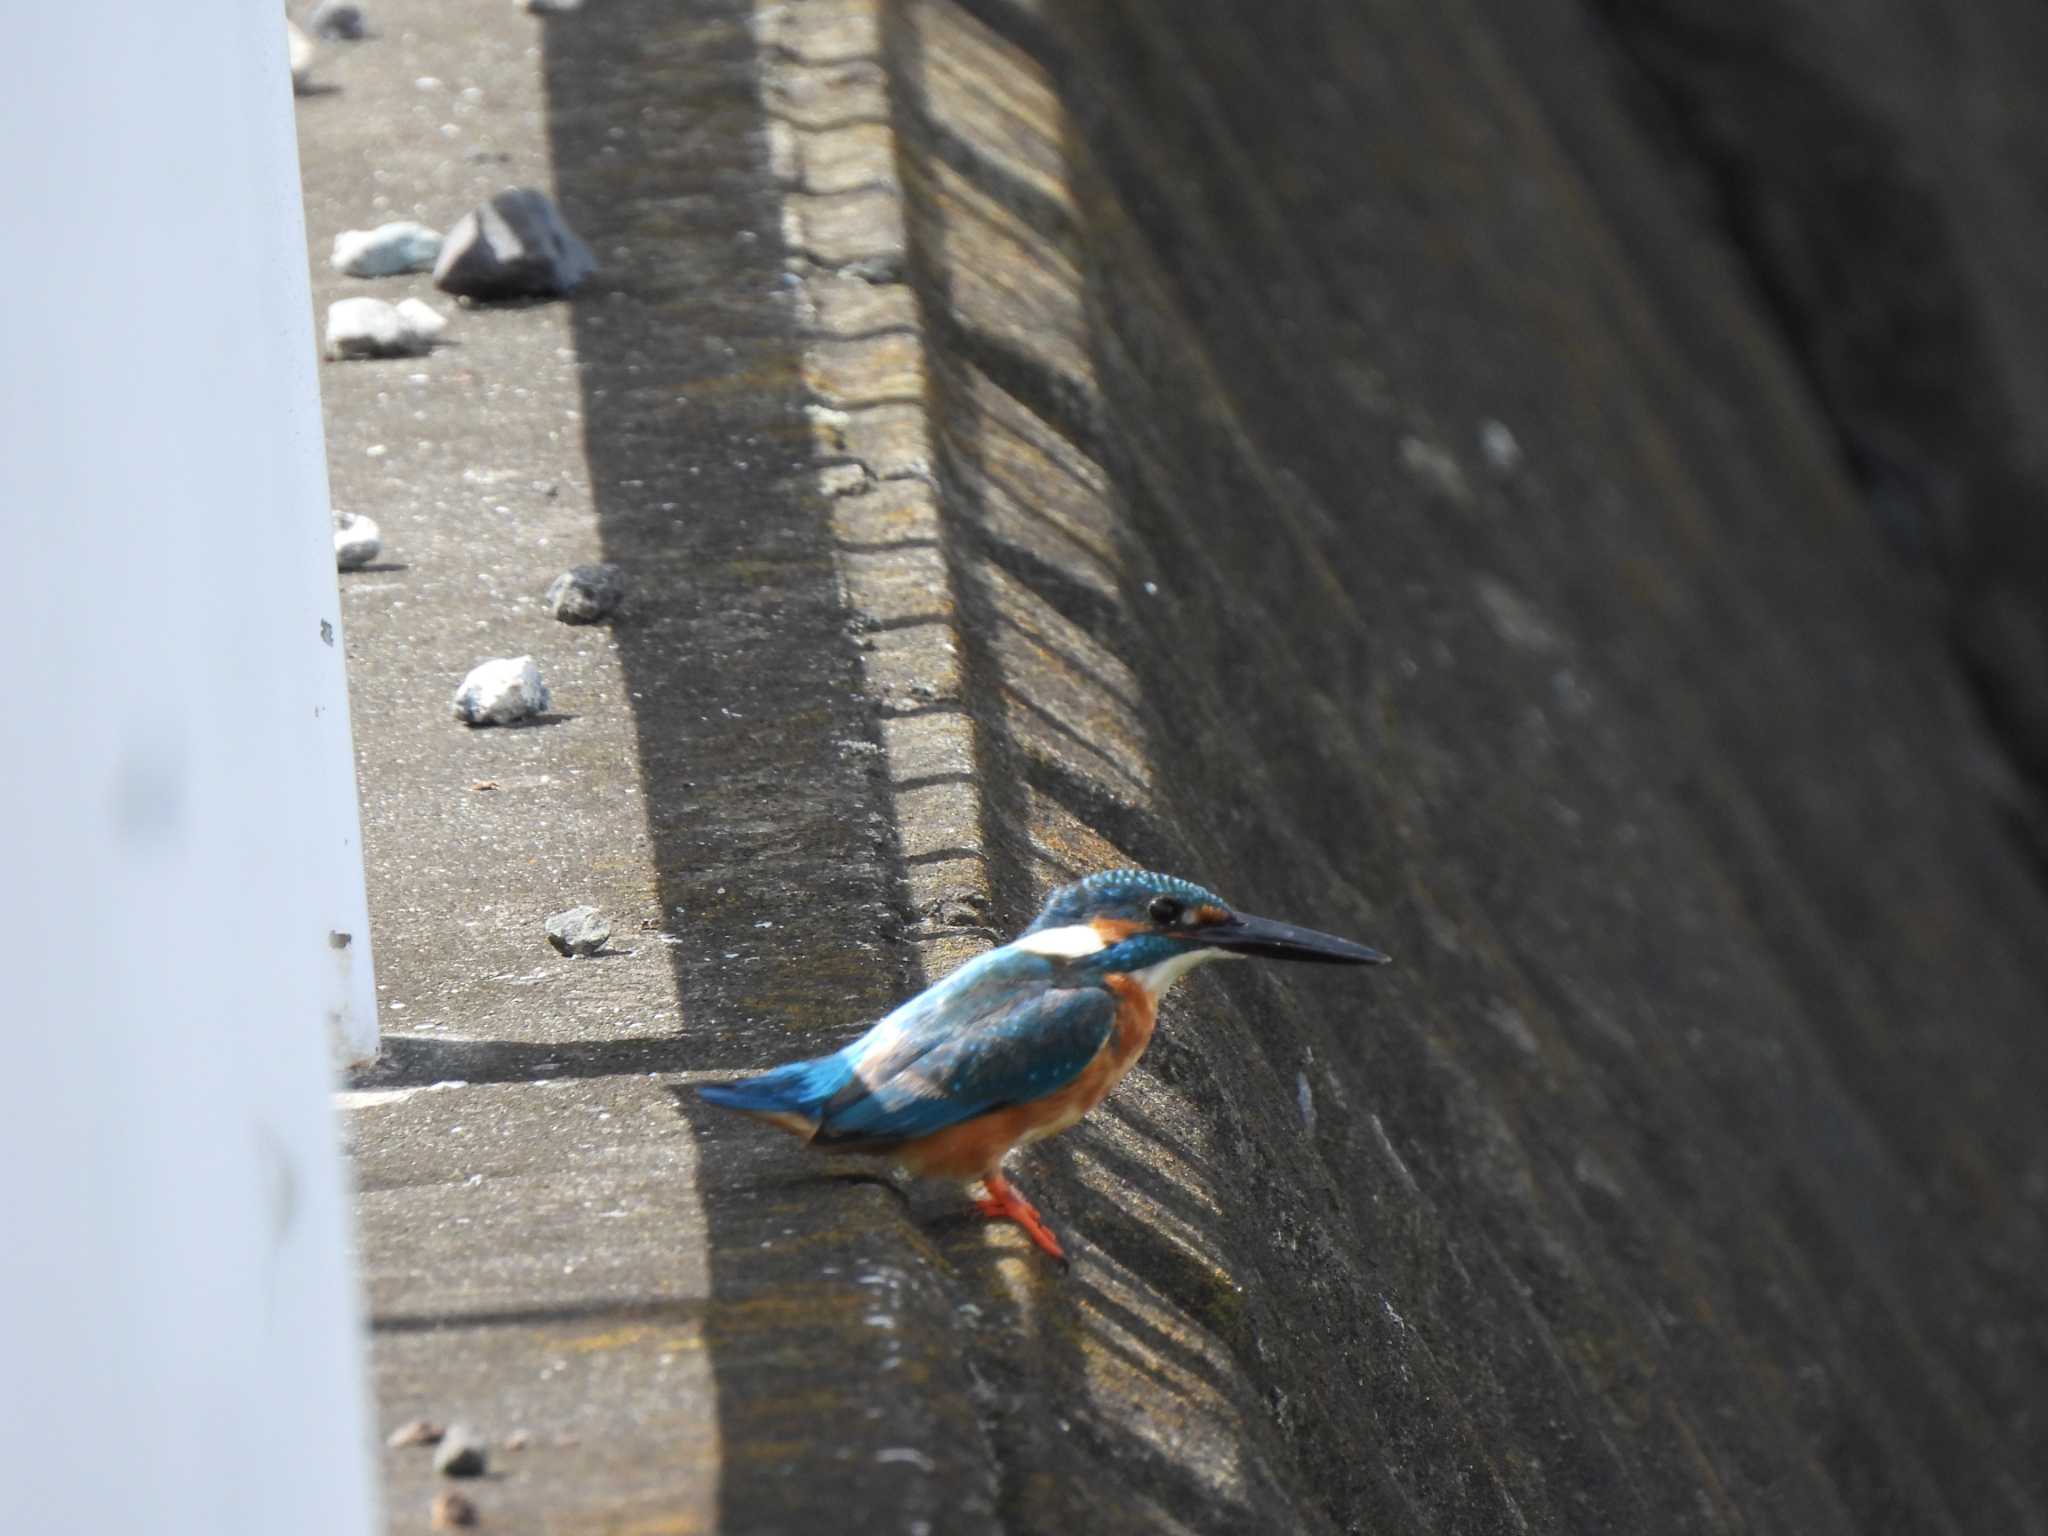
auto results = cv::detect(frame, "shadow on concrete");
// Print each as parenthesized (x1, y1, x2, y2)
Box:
(351, 1032, 699, 1090)
(532, 1, 1001, 1529)
(371, 1296, 710, 1337)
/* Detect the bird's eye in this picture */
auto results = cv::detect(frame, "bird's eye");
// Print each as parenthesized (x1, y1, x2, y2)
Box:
(1149, 896, 1185, 925)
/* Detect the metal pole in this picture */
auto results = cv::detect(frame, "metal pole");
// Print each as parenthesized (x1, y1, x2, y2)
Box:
(0, 8, 378, 1531)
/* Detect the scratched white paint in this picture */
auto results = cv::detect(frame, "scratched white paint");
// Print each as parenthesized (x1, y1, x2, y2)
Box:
(0, 9, 377, 1534)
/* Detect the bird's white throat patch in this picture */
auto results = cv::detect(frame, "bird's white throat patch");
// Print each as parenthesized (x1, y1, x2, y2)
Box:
(1128, 945, 1237, 1000)
(1013, 923, 1108, 958)
(1013, 924, 1240, 999)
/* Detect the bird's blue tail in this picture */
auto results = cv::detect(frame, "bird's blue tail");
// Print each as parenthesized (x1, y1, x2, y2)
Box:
(697, 1052, 855, 1137)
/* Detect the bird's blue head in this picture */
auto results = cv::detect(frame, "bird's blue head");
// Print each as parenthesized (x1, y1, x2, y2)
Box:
(1017, 868, 1388, 988)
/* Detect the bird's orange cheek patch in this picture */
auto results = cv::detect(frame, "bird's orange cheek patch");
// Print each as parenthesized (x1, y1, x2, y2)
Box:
(1091, 917, 1143, 943)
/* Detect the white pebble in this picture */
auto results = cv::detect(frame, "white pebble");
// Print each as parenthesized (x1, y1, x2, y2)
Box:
(334, 513, 382, 571)
(324, 297, 443, 360)
(453, 657, 550, 726)
(394, 297, 448, 341)
(329, 221, 443, 277)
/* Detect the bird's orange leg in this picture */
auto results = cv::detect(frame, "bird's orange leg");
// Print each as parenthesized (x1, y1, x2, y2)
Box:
(974, 1170, 1068, 1268)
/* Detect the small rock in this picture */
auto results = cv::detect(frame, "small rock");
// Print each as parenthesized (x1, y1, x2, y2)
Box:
(453, 657, 549, 726)
(395, 297, 449, 343)
(331, 220, 443, 277)
(387, 1418, 445, 1449)
(430, 1490, 479, 1528)
(545, 906, 611, 957)
(544, 563, 625, 624)
(818, 462, 871, 498)
(434, 189, 595, 301)
(287, 21, 315, 93)
(519, 0, 584, 11)
(503, 1429, 531, 1452)
(309, 1, 368, 40)
(334, 512, 382, 570)
(433, 1423, 489, 1478)
(919, 887, 988, 929)
(325, 296, 444, 359)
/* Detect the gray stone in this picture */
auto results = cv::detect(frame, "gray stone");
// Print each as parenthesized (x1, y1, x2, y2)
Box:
(544, 562, 625, 623)
(325, 297, 445, 360)
(309, 1, 368, 40)
(433, 189, 595, 301)
(330, 221, 442, 277)
(334, 513, 382, 570)
(518, 0, 584, 11)
(452, 656, 548, 726)
(544, 906, 610, 957)
(431, 1423, 488, 1478)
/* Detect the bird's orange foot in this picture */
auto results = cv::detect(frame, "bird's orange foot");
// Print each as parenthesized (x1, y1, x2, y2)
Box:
(974, 1171, 1069, 1269)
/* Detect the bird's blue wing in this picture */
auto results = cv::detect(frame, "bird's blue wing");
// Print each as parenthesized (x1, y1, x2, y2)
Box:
(813, 966, 1117, 1148)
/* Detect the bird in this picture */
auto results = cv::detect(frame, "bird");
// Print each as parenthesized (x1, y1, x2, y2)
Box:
(698, 868, 1389, 1267)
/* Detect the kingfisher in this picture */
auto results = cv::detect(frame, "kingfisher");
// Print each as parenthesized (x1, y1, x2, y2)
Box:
(698, 869, 1388, 1266)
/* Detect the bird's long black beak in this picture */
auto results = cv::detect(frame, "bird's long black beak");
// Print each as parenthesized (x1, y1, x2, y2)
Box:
(1202, 911, 1390, 965)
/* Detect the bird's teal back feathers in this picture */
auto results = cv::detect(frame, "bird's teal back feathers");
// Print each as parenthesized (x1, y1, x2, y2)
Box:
(699, 938, 1118, 1145)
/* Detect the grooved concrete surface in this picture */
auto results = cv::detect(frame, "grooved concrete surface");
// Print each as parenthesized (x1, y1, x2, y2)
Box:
(303, 0, 2048, 1532)
(890, 2, 2048, 1532)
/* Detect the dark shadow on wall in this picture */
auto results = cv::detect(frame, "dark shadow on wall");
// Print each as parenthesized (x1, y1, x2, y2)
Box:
(534, 3, 995, 1530)
(1578, 0, 2048, 871)
(1031, 0, 2048, 1531)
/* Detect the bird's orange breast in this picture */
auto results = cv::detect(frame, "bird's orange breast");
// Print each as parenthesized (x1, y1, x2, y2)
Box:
(892, 977, 1158, 1180)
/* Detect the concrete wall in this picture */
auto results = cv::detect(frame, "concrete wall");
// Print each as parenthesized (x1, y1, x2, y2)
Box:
(879, 0, 2048, 1528)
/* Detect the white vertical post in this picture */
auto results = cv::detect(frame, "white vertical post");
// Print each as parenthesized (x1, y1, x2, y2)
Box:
(0, 8, 378, 1534)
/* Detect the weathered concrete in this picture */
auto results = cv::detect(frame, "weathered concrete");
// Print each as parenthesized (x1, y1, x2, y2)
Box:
(309, 0, 2048, 1530)
(1576, 0, 2048, 845)
(880, 1, 2048, 1531)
